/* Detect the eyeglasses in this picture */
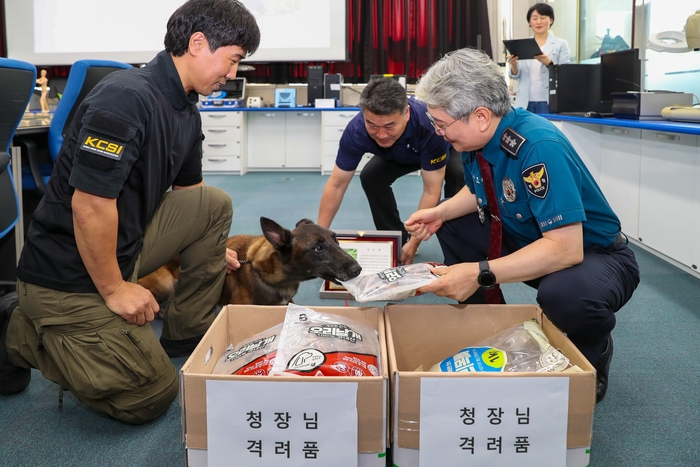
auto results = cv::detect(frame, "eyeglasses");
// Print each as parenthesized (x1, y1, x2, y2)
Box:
(425, 112, 459, 135)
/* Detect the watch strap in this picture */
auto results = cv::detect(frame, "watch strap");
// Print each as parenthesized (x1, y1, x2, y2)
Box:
(479, 260, 490, 274)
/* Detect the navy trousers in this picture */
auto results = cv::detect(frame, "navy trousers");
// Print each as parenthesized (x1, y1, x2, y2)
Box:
(436, 212, 640, 366)
(360, 154, 465, 244)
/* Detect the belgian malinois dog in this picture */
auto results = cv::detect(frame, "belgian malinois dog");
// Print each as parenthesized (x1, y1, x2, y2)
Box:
(138, 217, 362, 306)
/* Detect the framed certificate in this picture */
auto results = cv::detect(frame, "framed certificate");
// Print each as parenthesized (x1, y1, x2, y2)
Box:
(320, 230, 402, 298)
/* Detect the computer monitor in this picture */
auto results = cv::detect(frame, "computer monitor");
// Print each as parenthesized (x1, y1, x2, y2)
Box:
(219, 77, 246, 100)
(369, 74, 407, 89)
(600, 48, 641, 111)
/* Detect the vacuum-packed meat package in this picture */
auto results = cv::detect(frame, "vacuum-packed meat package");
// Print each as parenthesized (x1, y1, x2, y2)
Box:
(213, 324, 282, 376)
(270, 303, 381, 377)
(340, 262, 445, 302)
(428, 319, 572, 373)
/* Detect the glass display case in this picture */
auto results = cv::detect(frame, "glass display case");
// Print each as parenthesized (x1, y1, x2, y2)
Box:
(643, 1, 700, 98)
(578, 0, 635, 61)
(576, 0, 699, 99)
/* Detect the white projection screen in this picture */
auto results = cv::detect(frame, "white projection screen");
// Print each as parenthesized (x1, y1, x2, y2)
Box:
(4, 0, 347, 65)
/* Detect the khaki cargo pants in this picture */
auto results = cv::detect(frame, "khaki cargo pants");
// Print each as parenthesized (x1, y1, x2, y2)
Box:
(6, 186, 232, 424)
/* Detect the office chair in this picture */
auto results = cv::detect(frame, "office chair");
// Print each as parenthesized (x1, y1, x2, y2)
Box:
(0, 58, 36, 289)
(19, 59, 133, 195)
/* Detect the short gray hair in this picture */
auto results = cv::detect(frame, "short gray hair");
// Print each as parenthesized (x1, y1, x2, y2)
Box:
(415, 48, 511, 120)
(359, 78, 408, 116)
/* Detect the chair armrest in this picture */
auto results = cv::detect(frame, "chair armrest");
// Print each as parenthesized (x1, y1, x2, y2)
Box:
(14, 137, 47, 196)
(0, 151, 8, 174)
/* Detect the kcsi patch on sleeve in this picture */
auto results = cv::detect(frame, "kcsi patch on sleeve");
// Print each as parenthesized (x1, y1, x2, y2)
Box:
(80, 134, 125, 160)
(500, 127, 526, 159)
(522, 163, 549, 199)
(430, 153, 447, 164)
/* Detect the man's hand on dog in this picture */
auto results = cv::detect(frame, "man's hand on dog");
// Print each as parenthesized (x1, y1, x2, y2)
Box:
(226, 248, 242, 274)
(105, 281, 160, 326)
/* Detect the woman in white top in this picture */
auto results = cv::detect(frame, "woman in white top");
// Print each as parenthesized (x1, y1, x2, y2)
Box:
(507, 3, 571, 114)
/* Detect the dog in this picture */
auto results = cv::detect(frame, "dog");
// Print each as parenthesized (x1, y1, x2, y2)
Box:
(138, 217, 362, 306)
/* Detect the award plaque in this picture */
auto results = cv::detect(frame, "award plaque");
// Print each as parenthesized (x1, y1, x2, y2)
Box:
(320, 230, 402, 299)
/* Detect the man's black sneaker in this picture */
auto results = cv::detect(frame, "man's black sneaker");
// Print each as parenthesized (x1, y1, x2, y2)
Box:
(160, 334, 204, 358)
(595, 336, 614, 403)
(0, 292, 31, 396)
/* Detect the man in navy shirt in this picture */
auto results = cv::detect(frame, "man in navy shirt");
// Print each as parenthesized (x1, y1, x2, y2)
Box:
(406, 48, 639, 403)
(317, 78, 464, 264)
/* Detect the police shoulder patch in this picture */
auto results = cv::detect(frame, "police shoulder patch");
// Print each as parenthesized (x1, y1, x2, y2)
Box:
(500, 127, 526, 159)
(522, 163, 549, 199)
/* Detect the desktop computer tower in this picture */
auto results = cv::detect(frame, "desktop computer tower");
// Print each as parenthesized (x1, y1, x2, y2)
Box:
(307, 65, 325, 106)
(324, 73, 343, 104)
(548, 64, 606, 114)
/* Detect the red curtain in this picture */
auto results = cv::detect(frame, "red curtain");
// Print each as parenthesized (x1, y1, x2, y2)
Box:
(246, 0, 492, 83)
(0, 0, 491, 84)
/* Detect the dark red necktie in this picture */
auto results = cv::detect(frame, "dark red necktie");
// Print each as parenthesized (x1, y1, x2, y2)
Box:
(476, 150, 502, 304)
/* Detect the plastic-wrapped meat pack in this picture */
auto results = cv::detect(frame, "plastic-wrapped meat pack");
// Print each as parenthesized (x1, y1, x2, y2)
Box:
(270, 303, 381, 377)
(213, 324, 282, 376)
(429, 319, 572, 373)
(340, 262, 445, 302)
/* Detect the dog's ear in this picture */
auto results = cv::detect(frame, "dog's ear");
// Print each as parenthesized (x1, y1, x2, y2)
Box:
(260, 217, 292, 252)
(295, 219, 315, 227)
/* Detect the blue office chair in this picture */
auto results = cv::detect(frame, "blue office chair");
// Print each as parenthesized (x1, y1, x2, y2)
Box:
(20, 59, 133, 195)
(0, 58, 36, 236)
(0, 58, 36, 288)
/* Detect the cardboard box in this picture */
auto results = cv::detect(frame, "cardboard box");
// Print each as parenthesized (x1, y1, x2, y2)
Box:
(180, 305, 389, 466)
(385, 304, 596, 466)
(320, 229, 402, 299)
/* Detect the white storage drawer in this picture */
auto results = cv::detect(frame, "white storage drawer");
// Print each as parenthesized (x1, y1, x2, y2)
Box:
(323, 155, 337, 172)
(203, 126, 241, 142)
(323, 125, 347, 143)
(323, 111, 359, 126)
(202, 141, 241, 157)
(323, 140, 340, 157)
(201, 111, 241, 126)
(202, 155, 241, 172)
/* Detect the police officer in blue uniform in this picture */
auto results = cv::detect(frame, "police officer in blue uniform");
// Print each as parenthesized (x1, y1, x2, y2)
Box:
(405, 48, 639, 403)
(317, 77, 464, 265)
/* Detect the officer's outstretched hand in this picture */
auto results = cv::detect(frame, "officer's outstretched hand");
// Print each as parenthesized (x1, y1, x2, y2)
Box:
(404, 208, 443, 242)
(418, 263, 480, 302)
(399, 238, 420, 265)
(104, 281, 160, 326)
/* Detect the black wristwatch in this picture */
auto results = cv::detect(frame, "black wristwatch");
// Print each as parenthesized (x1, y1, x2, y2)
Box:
(477, 260, 497, 290)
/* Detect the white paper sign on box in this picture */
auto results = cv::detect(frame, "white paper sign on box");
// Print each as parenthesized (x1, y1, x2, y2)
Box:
(206, 380, 359, 467)
(419, 376, 569, 467)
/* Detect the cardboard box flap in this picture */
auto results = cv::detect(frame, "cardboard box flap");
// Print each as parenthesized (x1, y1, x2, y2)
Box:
(181, 305, 388, 453)
(385, 304, 596, 450)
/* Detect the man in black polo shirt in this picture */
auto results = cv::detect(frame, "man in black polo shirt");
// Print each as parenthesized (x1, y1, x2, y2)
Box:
(317, 78, 464, 264)
(0, 0, 260, 424)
